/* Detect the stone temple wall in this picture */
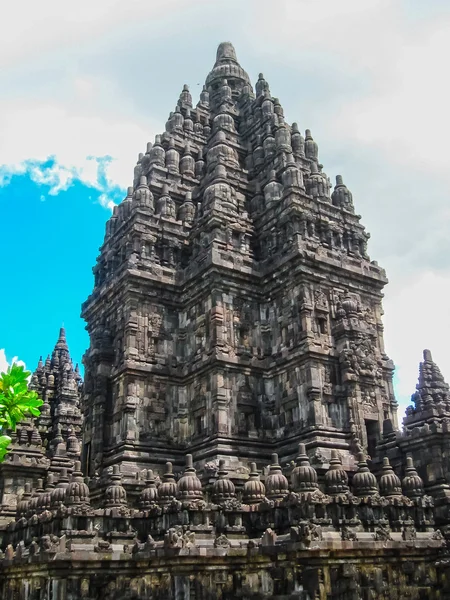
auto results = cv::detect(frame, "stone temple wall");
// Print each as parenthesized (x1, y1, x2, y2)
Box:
(2, 42, 450, 599)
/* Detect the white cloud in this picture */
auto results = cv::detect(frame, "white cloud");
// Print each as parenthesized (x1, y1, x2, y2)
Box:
(250, 0, 450, 180)
(0, 350, 26, 374)
(384, 270, 450, 409)
(0, 100, 158, 196)
(1, 0, 450, 423)
(98, 193, 117, 212)
(0, 0, 213, 201)
(331, 20, 450, 180)
(0, 0, 198, 69)
(0, 350, 8, 374)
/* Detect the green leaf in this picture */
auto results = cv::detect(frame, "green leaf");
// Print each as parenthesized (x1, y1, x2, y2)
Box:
(0, 361, 43, 462)
(0, 435, 11, 462)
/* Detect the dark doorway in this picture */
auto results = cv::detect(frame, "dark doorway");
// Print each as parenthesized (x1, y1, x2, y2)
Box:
(365, 419, 379, 458)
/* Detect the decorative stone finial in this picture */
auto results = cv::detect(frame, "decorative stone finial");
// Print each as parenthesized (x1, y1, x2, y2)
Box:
(291, 443, 318, 492)
(38, 474, 55, 511)
(212, 459, 236, 503)
(66, 461, 90, 507)
(178, 191, 195, 225)
(265, 453, 289, 500)
(331, 175, 354, 211)
(105, 465, 127, 508)
(139, 469, 158, 508)
(412, 349, 450, 410)
(291, 122, 305, 157)
(29, 479, 45, 515)
(402, 456, 424, 499)
(206, 41, 251, 93)
(30, 428, 42, 447)
(304, 129, 318, 162)
(55, 327, 68, 354)
(165, 138, 180, 173)
(66, 428, 81, 455)
(325, 450, 349, 495)
(17, 483, 33, 518)
(177, 454, 203, 501)
(158, 462, 177, 506)
(178, 83, 193, 108)
(199, 85, 209, 107)
(180, 143, 195, 178)
(352, 452, 378, 497)
(243, 463, 266, 505)
(215, 42, 238, 64)
(50, 469, 70, 509)
(255, 73, 270, 98)
(379, 457, 402, 497)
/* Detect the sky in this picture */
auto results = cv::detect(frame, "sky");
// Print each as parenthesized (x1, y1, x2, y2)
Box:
(1, 0, 450, 421)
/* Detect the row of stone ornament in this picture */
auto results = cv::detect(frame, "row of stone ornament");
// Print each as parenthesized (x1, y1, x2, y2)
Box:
(16, 445, 426, 518)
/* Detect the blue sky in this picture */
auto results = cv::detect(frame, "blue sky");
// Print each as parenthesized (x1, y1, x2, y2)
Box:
(1, 0, 450, 420)
(0, 158, 125, 368)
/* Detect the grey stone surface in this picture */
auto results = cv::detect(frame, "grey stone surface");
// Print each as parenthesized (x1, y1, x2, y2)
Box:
(1, 41, 450, 600)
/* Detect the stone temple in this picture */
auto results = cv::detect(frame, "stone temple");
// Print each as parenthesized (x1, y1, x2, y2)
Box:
(1, 42, 450, 599)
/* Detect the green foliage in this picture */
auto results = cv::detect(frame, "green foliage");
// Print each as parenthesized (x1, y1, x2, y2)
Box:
(0, 363, 43, 461)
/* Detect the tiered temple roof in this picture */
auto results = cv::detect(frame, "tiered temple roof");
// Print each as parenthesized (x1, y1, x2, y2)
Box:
(1, 42, 450, 600)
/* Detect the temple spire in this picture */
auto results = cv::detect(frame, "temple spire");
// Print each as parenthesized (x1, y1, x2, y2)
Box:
(415, 349, 450, 408)
(56, 326, 68, 350)
(205, 42, 252, 107)
(215, 41, 239, 65)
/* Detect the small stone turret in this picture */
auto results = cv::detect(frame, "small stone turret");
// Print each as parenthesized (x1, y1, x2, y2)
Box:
(29, 479, 45, 515)
(243, 463, 265, 504)
(16, 483, 32, 519)
(198, 85, 209, 107)
(139, 469, 158, 508)
(50, 469, 70, 509)
(331, 175, 354, 211)
(212, 460, 236, 503)
(416, 349, 450, 408)
(178, 83, 192, 108)
(304, 129, 318, 162)
(177, 454, 203, 501)
(158, 462, 177, 507)
(156, 183, 176, 219)
(149, 135, 165, 167)
(134, 176, 154, 210)
(265, 453, 289, 501)
(402, 456, 424, 499)
(291, 122, 305, 157)
(66, 461, 90, 507)
(352, 453, 379, 497)
(165, 138, 180, 174)
(180, 143, 195, 177)
(29, 427, 42, 447)
(291, 444, 319, 493)
(379, 457, 402, 497)
(255, 73, 270, 98)
(206, 42, 252, 104)
(105, 465, 127, 508)
(178, 191, 195, 225)
(66, 428, 81, 455)
(325, 450, 349, 495)
(38, 474, 55, 511)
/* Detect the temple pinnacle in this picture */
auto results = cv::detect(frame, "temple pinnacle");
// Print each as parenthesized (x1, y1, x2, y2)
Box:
(205, 41, 251, 93)
(215, 41, 238, 64)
